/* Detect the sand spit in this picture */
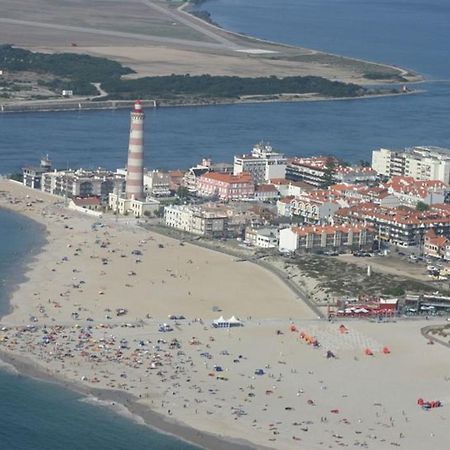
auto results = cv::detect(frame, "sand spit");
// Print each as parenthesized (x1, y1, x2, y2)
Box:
(0, 180, 449, 450)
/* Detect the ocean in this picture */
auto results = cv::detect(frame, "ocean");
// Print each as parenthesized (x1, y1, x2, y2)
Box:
(0, 0, 449, 448)
(0, 209, 198, 450)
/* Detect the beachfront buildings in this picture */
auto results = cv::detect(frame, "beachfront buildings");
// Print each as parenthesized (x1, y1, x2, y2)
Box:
(372, 146, 450, 183)
(245, 227, 279, 248)
(336, 203, 450, 247)
(22, 155, 52, 190)
(196, 172, 254, 200)
(164, 204, 229, 238)
(144, 170, 171, 197)
(108, 193, 160, 218)
(41, 169, 125, 200)
(233, 142, 286, 184)
(279, 224, 374, 253)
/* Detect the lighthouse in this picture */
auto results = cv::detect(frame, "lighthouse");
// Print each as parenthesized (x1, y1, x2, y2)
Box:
(126, 100, 145, 200)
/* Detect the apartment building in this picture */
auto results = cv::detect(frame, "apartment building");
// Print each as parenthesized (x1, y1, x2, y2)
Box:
(386, 176, 448, 206)
(279, 224, 374, 252)
(197, 172, 254, 201)
(41, 169, 125, 200)
(291, 192, 341, 224)
(164, 204, 229, 238)
(285, 156, 337, 187)
(22, 155, 52, 190)
(144, 170, 171, 197)
(336, 203, 450, 247)
(245, 227, 279, 248)
(234, 142, 286, 184)
(372, 146, 450, 183)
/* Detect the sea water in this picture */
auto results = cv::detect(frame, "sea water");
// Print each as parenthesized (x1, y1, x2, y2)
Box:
(1, 0, 450, 448)
(1, 1, 449, 175)
(0, 210, 198, 450)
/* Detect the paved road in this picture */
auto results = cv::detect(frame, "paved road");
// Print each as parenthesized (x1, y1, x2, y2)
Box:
(0, 18, 229, 51)
(140, 0, 240, 49)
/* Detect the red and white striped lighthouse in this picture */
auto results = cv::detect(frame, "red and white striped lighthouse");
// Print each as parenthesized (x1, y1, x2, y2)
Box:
(126, 100, 145, 200)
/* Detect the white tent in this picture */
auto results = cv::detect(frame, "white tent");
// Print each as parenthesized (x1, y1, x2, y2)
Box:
(212, 316, 229, 328)
(228, 316, 243, 326)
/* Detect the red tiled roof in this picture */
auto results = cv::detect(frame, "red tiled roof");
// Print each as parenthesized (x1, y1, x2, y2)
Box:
(290, 223, 371, 237)
(73, 196, 101, 206)
(255, 184, 278, 192)
(278, 196, 295, 204)
(201, 172, 253, 184)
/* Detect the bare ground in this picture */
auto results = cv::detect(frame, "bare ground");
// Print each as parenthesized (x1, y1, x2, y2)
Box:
(0, 0, 420, 83)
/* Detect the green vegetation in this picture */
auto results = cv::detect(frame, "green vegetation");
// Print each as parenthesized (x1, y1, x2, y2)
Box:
(320, 158, 337, 189)
(0, 45, 133, 81)
(8, 173, 23, 182)
(363, 71, 407, 82)
(382, 285, 406, 296)
(416, 201, 430, 212)
(102, 74, 366, 100)
(1, 44, 374, 101)
(0, 44, 133, 95)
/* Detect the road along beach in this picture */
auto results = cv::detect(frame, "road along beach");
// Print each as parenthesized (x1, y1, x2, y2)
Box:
(0, 180, 449, 449)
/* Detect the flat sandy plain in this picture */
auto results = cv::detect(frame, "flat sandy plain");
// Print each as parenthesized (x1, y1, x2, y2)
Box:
(0, 181, 449, 450)
(0, 0, 417, 83)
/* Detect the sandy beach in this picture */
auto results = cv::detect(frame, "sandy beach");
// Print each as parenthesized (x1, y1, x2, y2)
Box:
(1, 180, 449, 450)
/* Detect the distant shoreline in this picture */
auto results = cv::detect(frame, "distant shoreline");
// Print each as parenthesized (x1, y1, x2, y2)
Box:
(0, 89, 423, 115)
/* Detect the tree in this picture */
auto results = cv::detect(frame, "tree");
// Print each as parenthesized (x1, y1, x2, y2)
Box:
(176, 186, 190, 199)
(320, 158, 336, 189)
(416, 201, 429, 212)
(9, 173, 23, 182)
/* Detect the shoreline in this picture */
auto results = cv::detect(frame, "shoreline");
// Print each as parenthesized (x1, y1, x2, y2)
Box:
(0, 202, 269, 450)
(0, 183, 310, 450)
(2, 182, 450, 450)
(179, 0, 422, 85)
(0, 208, 48, 317)
(0, 89, 423, 115)
(0, 348, 263, 450)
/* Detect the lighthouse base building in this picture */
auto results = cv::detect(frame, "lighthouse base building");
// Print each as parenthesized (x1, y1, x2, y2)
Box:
(108, 100, 160, 218)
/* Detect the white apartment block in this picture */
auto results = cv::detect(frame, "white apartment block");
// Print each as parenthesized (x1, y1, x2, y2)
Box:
(234, 142, 286, 184)
(372, 146, 450, 183)
(108, 193, 160, 218)
(164, 205, 229, 238)
(41, 169, 125, 199)
(144, 170, 171, 197)
(245, 227, 279, 248)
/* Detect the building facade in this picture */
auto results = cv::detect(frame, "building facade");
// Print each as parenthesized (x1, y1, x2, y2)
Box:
(372, 146, 450, 183)
(164, 205, 229, 238)
(279, 224, 374, 252)
(336, 203, 450, 247)
(22, 155, 52, 190)
(197, 172, 255, 201)
(234, 142, 286, 184)
(245, 227, 279, 248)
(41, 169, 125, 200)
(108, 193, 160, 218)
(144, 170, 171, 197)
